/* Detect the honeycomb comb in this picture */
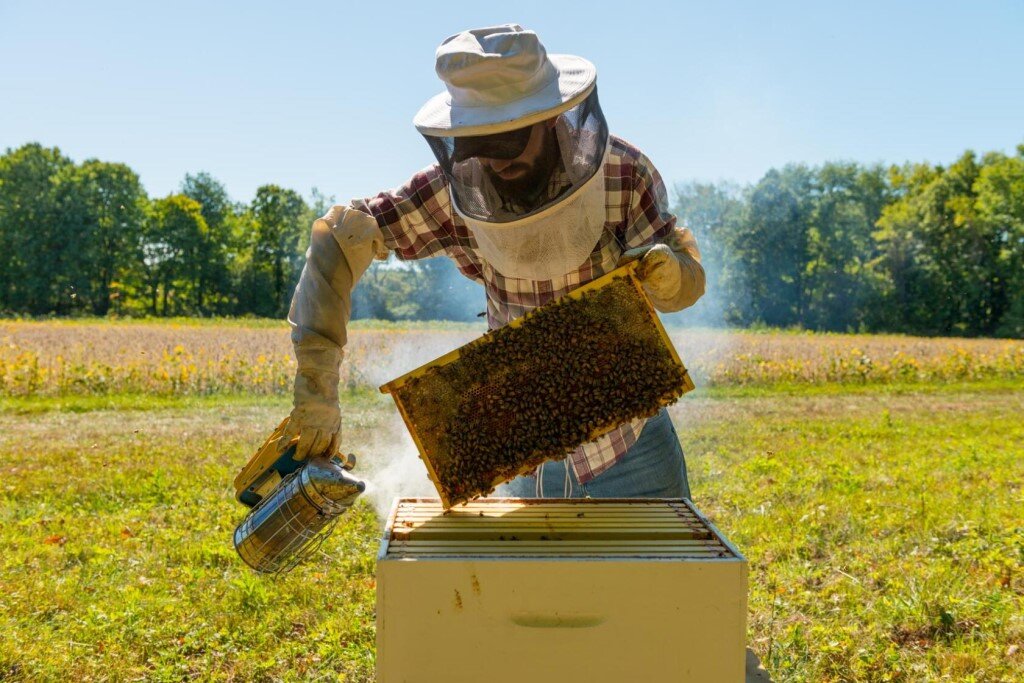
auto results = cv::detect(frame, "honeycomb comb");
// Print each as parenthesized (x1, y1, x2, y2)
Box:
(379, 261, 694, 508)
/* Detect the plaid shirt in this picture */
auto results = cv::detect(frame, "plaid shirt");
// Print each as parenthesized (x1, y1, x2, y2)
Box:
(353, 135, 676, 483)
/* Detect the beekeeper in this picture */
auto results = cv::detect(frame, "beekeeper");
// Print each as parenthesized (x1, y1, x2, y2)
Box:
(282, 24, 706, 499)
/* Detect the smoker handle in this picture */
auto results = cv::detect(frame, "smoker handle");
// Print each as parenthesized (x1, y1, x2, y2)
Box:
(510, 614, 605, 629)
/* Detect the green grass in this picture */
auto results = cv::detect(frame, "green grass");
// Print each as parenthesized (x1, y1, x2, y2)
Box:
(2, 379, 1019, 416)
(689, 389, 1024, 682)
(698, 377, 1024, 399)
(0, 389, 387, 415)
(0, 315, 487, 331)
(1, 387, 1021, 681)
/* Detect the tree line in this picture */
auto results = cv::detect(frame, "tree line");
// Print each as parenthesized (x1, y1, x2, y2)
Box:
(679, 146, 1023, 337)
(0, 143, 480, 322)
(1, 142, 1021, 337)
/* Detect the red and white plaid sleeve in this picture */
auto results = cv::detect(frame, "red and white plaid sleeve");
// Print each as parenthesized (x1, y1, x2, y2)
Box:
(351, 165, 485, 284)
(352, 164, 459, 261)
(618, 145, 677, 250)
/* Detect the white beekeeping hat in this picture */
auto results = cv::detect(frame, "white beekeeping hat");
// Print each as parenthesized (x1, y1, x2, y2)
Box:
(414, 24, 597, 137)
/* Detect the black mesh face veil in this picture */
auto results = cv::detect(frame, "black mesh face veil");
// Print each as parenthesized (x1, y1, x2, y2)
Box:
(423, 88, 610, 223)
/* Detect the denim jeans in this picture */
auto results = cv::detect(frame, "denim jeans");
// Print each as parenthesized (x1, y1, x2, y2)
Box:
(493, 408, 692, 499)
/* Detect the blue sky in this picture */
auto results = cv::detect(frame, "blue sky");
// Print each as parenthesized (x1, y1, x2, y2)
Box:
(2, 1, 1022, 204)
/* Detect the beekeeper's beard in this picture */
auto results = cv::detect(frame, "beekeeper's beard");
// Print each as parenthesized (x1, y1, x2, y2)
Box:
(482, 128, 562, 214)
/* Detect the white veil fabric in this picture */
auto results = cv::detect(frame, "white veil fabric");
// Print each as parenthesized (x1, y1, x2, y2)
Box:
(450, 144, 610, 281)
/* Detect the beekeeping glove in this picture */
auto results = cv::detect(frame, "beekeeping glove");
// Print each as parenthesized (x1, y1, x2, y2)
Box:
(283, 370, 342, 460)
(285, 205, 387, 460)
(622, 227, 706, 313)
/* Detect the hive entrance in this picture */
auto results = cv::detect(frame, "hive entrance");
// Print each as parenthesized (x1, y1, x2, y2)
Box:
(381, 265, 694, 508)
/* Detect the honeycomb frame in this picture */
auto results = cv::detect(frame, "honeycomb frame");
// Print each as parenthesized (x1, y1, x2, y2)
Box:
(379, 261, 695, 508)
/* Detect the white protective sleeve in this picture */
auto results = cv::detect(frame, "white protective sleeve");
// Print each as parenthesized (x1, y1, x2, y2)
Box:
(288, 205, 389, 404)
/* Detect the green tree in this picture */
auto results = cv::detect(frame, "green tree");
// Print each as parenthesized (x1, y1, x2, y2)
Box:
(974, 148, 1024, 337)
(938, 151, 1001, 335)
(875, 152, 1007, 335)
(869, 163, 941, 333)
(180, 172, 235, 314)
(804, 162, 890, 331)
(61, 160, 147, 315)
(733, 165, 815, 326)
(0, 144, 73, 313)
(144, 195, 209, 315)
(245, 185, 308, 317)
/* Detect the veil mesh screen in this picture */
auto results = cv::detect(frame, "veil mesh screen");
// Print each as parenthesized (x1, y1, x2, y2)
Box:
(424, 88, 609, 223)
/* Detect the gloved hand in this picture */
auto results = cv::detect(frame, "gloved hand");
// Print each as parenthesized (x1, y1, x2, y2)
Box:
(635, 243, 682, 302)
(280, 369, 342, 461)
(618, 243, 681, 300)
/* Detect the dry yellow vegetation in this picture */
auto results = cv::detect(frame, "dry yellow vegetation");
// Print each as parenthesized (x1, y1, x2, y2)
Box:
(1, 320, 1021, 397)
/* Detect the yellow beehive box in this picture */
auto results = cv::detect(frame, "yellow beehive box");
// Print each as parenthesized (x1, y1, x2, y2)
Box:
(376, 498, 748, 683)
(379, 262, 695, 508)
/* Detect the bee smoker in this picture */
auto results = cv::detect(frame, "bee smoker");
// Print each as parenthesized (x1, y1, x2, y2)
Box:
(233, 419, 366, 575)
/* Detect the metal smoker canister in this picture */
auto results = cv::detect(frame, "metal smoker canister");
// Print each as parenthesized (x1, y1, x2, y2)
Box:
(234, 455, 365, 575)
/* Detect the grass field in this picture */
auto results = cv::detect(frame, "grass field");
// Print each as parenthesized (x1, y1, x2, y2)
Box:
(1, 322, 1022, 681)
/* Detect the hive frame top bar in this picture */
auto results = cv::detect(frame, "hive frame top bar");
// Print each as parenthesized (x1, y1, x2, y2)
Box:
(378, 497, 747, 563)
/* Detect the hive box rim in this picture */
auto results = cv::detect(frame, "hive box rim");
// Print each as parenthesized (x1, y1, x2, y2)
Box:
(377, 497, 747, 564)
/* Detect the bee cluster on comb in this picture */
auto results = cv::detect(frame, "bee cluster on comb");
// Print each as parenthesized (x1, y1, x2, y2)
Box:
(386, 272, 691, 507)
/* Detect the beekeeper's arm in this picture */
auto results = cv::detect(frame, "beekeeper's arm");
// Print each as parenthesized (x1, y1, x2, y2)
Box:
(284, 167, 454, 460)
(284, 206, 387, 460)
(621, 151, 705, 312)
